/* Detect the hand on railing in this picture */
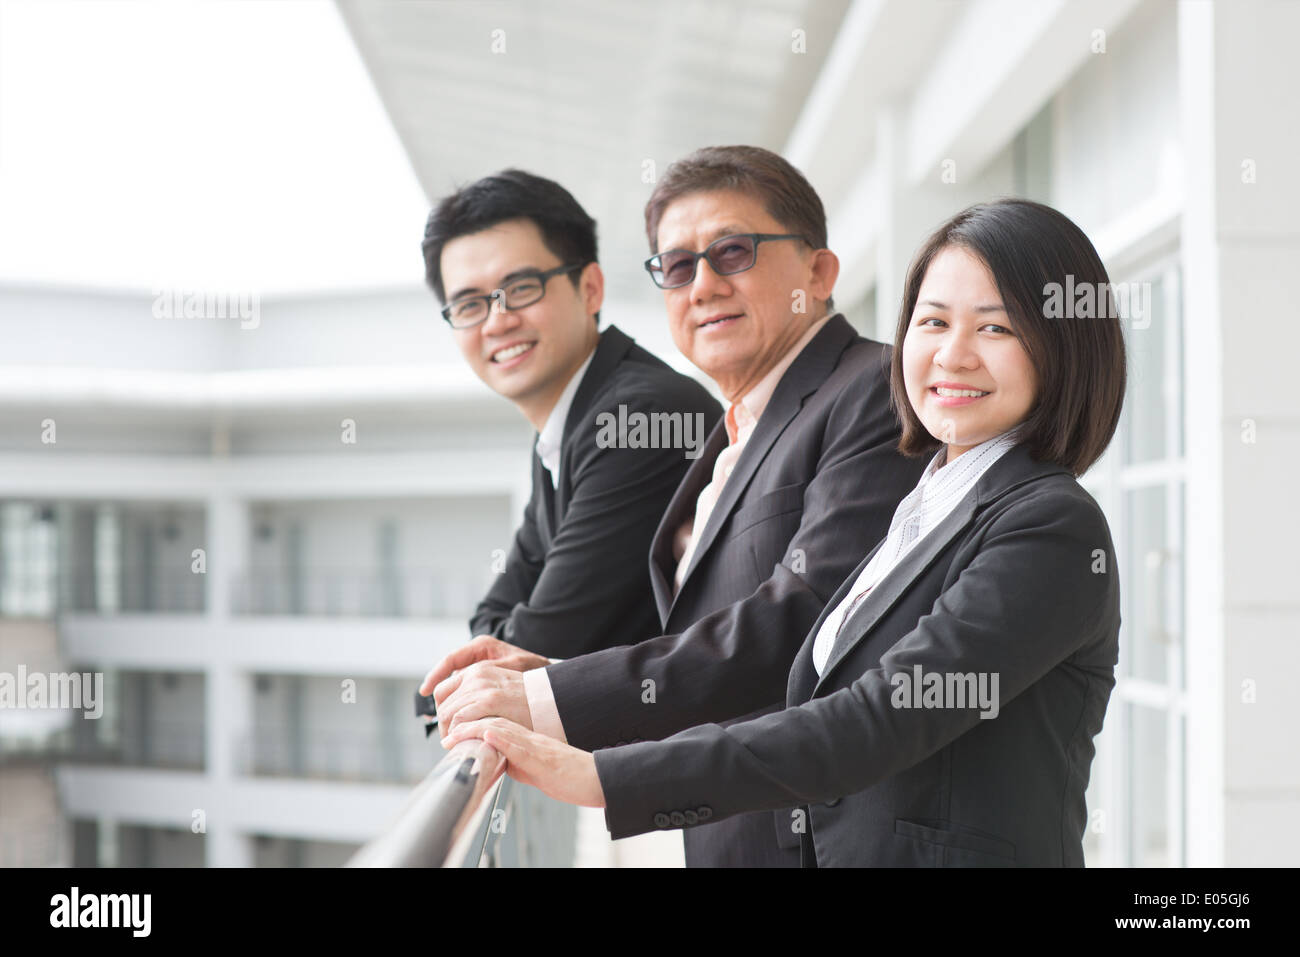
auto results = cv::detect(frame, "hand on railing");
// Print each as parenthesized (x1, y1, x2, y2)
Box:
(345, 736, 506, 868)
(443, 717, 605, 810)
(419, 635, 552, 744)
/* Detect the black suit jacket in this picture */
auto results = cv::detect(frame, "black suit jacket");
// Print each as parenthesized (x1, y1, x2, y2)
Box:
(470, 325, 721, 659)
(595, 442, 1121, 866)
(543, 315, 929, 866)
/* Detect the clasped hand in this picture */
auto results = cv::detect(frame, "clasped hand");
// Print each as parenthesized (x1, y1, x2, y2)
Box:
(419, 635, 605, 808)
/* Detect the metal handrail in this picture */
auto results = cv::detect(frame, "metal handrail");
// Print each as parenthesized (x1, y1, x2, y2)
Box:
(345, 739, 504, 868)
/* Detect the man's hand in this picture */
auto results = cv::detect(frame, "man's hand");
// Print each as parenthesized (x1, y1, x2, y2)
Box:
(434, 663, 532, 740)
(419, 635, 550, 698)
(445, 717, 605, 808)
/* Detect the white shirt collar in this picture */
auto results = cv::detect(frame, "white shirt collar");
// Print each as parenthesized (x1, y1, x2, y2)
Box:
(916, 427, 1023, 500)
(536, 348, 596, 487)
(809, 427, 1023, 676)
(892, 428, 1024, 538)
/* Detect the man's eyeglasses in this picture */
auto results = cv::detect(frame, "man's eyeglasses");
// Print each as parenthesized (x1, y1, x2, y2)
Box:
(441, 262, 586, 328)
(644, 233, 812, 289)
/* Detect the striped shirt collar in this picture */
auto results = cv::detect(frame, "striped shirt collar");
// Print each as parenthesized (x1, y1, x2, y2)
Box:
(889, 428, 1024, 541)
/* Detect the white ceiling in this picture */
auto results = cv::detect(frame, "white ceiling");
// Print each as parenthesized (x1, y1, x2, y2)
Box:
(336, 0, 852, 302)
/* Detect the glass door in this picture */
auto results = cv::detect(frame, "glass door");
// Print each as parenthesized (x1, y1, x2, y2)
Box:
(1081, 258, 1186, 867)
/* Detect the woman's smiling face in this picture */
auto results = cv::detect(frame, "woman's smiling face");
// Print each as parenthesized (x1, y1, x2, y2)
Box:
(903, 245, 1039, 461)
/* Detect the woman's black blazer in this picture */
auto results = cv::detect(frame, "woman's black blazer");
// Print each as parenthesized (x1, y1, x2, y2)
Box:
(594, 441, 1121, 866)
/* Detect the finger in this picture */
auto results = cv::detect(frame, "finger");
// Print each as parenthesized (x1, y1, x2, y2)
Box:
(439, 667, 497, 715)
(443, 716, 495, 749)
(443, 696, 497, 736)
(479, 748, 508, 790)
(419, 655, 458, 695)
(499, 653, 546, 673)
(438, 687, 474, 733)
(421, 640, 493, 693)
(482, 724, 546, 789)
(432, 668, 466, 707)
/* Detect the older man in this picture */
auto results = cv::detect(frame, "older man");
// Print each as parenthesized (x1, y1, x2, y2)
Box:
(425, 146, 926, 867)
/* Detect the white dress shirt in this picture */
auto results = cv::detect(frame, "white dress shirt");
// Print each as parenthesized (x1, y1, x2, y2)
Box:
(810, 428, 1023, 676)
(534, 350, 596, 488)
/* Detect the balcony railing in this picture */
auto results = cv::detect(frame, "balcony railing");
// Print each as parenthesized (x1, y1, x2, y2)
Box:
(346, 740, 578, 868)
(5, 567, 488, 618)
(347, 739, 504, 867)
(2, 722, 206, 771)
(57, 573, 206, 614)
(239, 726, 434, 785)
(231, 570, 484, 618)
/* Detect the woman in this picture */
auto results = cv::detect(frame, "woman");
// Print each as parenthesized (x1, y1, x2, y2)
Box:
(445, 198, 1128, 867)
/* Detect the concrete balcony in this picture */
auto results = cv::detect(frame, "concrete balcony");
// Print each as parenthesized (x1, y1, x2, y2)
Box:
(55, 764, 415, 844)
(57, 614, 467, 675)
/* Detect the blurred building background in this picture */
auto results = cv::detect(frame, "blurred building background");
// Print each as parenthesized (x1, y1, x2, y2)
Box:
(1, 0, 1296, 867)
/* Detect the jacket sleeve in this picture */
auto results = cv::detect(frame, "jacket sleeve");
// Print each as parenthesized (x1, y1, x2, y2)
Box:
(593, 487, 1120, 839)
(546, 356, 926, 750)
(471, 389, 719, 659)
(469, 471, 546, 641)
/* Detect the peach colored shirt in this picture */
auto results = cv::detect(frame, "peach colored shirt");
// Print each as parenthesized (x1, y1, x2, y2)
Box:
(524, 314, 833, 742)
(671, 315, 831, 591)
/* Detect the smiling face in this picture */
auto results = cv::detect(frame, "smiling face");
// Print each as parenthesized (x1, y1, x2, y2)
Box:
(439, 217, 601, 430)
(903, 245, 1039, 461)
(654, 189, 838, 401)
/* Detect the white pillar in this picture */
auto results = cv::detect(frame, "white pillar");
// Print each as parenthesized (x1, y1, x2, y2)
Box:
(205, 492, 253, 865)
(1179, 0, 1300, 867)
(205, 494, 247, 620)
(205, 665, 253, 867)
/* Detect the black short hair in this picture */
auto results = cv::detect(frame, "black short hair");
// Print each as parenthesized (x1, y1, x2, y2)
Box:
(422, 169, 599, 320)
(889, 198, 1127, 477)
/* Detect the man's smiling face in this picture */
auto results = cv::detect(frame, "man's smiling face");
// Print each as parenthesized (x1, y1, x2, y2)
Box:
(654, 189, 833, 401)
(439, 217, 600, 422)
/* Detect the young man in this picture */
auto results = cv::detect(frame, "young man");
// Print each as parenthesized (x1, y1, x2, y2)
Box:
(422, 169, 721, 660)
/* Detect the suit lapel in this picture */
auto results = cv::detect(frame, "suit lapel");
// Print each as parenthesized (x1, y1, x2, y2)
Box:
(673, 315, 856, 598)
(554, 325, 635, 513)
(786, 537, 888, 705)
(809, 443, 1070, 697)
(650, 419, 728, 624)
(811, 493, 980, 695)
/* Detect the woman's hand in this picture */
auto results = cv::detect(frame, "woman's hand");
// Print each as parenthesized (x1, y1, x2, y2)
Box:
(445, 717, 606, 808)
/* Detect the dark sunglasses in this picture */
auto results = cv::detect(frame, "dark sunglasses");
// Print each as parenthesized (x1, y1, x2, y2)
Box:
(645, 233, 812, 289)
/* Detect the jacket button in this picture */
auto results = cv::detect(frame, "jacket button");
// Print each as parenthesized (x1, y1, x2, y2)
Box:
(697, 806, 713, 821)
(683, 810, 698, 826)
(653, 812, 670, 828)
(669, 811, 686, 826)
